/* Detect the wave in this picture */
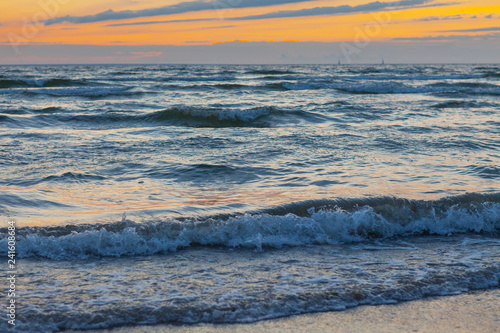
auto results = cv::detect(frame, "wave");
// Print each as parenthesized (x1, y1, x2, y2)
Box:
(2, 193, 498, 260)
(347, 74, 486, 81)
(141, 106, 277, 124)
(261, 75, 312, 81)
(334, 81, 500, 95)
(3, 86, 147, 98)
(346, 67, 384, 74)
(22, 106, 330, 128)
(0, 172, 107, 187)
(156, 80, 498, 95)
(149, 82, 293, 91)
(484, 72, 500, 78)
(427, 82, 500, 89)
(224, 81, 500, 94)
(0, 78, 87, 88)
(142, 106, 330, 127)
(0, 114, 12, 122)
(94, 75, 238, 83)
(43, 172, 107, 183)
(4, 73, 498, 97)
(0, 79, 31, 88)
(335, 82, 416, 94)
(97, 80, 318, 92)
(0, 192, 72, 210)
(5, 81, 498, 96)
(213, 83, 247, 90)
(236, 82, 320, 91)
(11, 267, 500, 332)
(107, 70, 142, 76)
(164, 75, 237, 82)
(144, 163, 260, 184)
(464, 165, 500, 180)
(32, 106, 65, 113)
(432, 100, 481, 109)
(246, 69, 297, 75)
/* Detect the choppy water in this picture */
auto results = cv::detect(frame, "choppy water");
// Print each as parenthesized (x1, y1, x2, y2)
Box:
(0, 64, 499, 332)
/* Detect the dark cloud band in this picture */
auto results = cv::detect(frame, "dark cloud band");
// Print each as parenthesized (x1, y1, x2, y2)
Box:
(45, 0, 316, 25)
(230, 0, 434, 20)
(102, 0, 440, 28)
(437, 26, 500, 33)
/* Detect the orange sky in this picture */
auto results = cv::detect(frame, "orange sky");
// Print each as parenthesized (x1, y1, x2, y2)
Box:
(1, 0, 499, 46)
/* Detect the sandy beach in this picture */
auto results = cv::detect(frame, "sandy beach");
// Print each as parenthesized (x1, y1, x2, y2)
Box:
(87, 289, 500, 333)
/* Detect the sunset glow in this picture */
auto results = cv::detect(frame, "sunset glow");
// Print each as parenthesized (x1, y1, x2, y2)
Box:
(0, 0, 499, 63)
(1, 0, 498, 44)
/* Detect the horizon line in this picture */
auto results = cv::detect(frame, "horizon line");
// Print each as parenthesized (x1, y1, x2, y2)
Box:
(1, 62, 499, 66)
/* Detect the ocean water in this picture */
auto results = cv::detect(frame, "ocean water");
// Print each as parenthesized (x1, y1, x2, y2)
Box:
(0, 64, 499, 331)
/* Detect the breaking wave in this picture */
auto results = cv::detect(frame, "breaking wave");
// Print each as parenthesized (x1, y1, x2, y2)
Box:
(3, 193, 498, 260)
(15, 106, 330, 128)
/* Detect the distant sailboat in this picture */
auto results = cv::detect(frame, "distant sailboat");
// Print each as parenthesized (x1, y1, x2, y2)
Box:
(381, 59, 385, 65)
(338, 59, 341, 65)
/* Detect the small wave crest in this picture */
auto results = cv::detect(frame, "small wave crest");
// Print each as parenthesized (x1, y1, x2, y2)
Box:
(141, 106, 330, 126)
(27, 106, 329, 128)
(246, 69, 297, 75)
(0, 84, 151, 98)
(464, 165, 500, 180)
(335, 81, 500, 95)
(1, 172, 107, 187)
(42, 172, 107, 183)
(164, 75, 237, 82)
(432, 100, 478, 109)
(0, 78, 87, 88)
(144, 106, 275, 125)
(347, 74, 485, 81)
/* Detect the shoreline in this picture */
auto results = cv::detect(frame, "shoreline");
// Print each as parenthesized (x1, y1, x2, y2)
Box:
(86, 288, 500, 333)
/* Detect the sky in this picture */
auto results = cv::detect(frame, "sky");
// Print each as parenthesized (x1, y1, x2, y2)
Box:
(0, 0, 499, 64)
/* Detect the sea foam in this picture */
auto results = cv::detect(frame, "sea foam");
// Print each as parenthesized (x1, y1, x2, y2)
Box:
(3, 196, 498, 260)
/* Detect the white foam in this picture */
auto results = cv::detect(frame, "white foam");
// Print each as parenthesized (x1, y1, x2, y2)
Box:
(179, 106, 272, 122)
(4, 202, 498, 260)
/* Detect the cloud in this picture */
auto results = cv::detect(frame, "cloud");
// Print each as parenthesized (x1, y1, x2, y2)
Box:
(103, 0, 453, 28)
(107, 19, 234, 30)
(393, 33, 500, 41)
(201, 24, 235, 29)
(44, 0, 315, 25)
(413, 14, 466, 22)
(412, 13, 498, 22)
(231, 0, 435, 21)
(42, 27, 80, 32)
(437, 26, 500, 33)
(106, 18, 212, 27)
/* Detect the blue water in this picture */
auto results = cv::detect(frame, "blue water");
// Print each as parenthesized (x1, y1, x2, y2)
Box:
(0, 64, 499, 332)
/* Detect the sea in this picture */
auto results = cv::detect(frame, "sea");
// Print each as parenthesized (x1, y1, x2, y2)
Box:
(0, 64, 499, 332)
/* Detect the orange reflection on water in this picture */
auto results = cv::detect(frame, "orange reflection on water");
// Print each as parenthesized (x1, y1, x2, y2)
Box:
(5, 171, 487, 228)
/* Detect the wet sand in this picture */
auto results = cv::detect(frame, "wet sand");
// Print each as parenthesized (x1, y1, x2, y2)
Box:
(88, 289, 500, 333)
